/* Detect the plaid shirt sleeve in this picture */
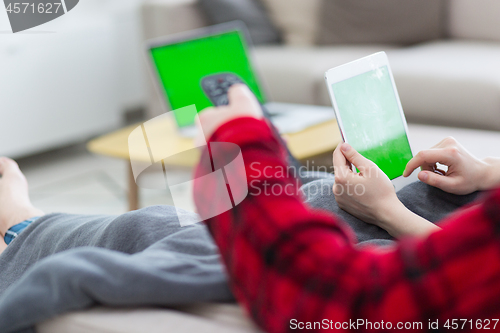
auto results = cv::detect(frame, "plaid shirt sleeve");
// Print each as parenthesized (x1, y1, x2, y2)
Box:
(194, 117, 500, 332)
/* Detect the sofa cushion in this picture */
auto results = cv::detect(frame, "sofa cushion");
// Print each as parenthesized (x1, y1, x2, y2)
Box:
(254, 45, 397, 105)
(260, 0, 322, 46)
(448, 0, 500, 42)
(254, 41, 500, 131)
(141, 0, 208, 40)
(386, 41, 500, 130)
(317, 0, 446, 45)
(198, 0, 282, 45)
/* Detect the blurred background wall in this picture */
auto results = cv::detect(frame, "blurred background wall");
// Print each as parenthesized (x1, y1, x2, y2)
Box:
(0, 0, 148, 158)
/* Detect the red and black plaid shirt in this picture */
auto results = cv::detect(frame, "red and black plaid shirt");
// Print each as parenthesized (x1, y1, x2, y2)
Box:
(194, 117, 500, 332)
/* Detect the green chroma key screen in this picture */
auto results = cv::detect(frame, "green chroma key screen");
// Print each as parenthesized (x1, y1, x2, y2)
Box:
(150, 30, 266, 127)
(332, 66, 413, 180)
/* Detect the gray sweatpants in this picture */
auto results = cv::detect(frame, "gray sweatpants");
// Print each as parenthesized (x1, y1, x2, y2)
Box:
(300, 174, 480, 246)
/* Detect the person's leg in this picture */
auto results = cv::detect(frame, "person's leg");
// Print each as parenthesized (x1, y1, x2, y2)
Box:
(0, 156, 206, 293)
(396, 180, 480, 223)
(301, 177, 481, 244)
(0, 155, 207, 260)
(0, 157, 44, 254)
(301, 178, 394, 243)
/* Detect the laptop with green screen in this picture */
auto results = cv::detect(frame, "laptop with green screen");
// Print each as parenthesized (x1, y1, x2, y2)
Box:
(146, 22, 267, 135)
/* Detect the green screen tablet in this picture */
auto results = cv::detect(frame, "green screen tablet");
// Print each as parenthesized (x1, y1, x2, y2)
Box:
(147, 23, 266, 128)
(325, 52, 413, 180)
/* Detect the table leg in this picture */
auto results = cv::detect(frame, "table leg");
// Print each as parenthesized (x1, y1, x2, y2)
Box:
(128, 163, 139, 211)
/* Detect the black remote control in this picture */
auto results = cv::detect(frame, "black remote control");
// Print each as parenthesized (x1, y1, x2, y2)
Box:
(201, 73, 244, 107)
(201, 72, 275, 120)
(200, 73, 303, 174)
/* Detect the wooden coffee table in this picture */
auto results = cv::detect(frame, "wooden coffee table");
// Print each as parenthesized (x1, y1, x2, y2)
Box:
(87, 115, 341, 211)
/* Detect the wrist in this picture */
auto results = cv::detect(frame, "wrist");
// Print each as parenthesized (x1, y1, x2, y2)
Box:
(479, 158, 500, 191)
(376, 199, 407, 237)
(377, 200, 440, 238)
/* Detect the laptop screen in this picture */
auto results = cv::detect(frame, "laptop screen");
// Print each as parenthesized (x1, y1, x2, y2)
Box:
(149, 28, 267, 128)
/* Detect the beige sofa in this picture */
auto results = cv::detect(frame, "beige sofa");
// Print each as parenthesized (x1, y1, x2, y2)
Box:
(142, 0, 500, 131)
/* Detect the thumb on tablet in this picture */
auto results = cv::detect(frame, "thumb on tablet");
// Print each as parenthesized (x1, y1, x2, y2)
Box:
(340, 143, 372, 169)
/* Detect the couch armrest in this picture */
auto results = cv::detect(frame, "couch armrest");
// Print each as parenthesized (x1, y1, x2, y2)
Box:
(37, 306, 260, 333)
(141, 0, 207, 40)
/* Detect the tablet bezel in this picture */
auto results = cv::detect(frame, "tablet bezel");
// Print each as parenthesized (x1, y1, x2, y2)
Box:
(324, 51, 414, 180)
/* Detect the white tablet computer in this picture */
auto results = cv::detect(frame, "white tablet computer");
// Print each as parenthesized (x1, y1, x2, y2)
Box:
(325, 52, 413, 180)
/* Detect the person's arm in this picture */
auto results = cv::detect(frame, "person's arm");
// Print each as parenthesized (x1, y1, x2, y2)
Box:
(332, 143, 440, 238)
(194, 86, 500, 332)
(481, 157, 500, 190)
(377, 200, 441, 238)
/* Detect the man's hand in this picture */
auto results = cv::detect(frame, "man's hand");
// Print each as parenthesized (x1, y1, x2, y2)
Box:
(333, 143, 399, 226)
(403, 137, 492, 195)
(196, 84, 263, 144)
